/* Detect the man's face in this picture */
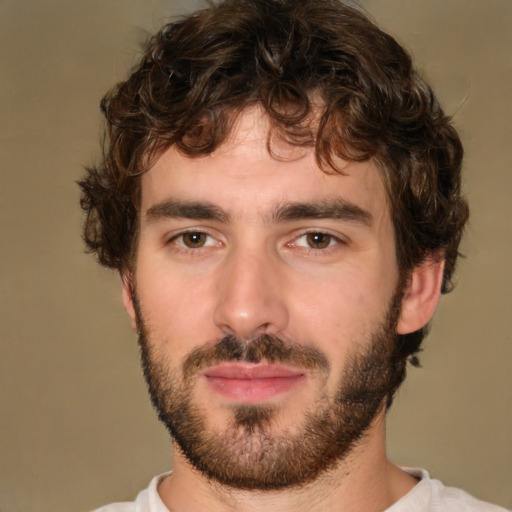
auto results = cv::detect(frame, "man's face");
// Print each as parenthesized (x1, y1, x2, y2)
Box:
(125, 109, 404, 489)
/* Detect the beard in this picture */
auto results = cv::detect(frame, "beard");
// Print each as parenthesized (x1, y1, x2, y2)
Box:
(133, 288, 406, 491)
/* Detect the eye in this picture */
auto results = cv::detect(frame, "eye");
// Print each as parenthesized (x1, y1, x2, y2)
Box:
(172, 231, 216, 249)
(294, 232, 340, 249)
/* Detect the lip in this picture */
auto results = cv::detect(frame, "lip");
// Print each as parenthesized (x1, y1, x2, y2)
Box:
(202, 363, 306, 403)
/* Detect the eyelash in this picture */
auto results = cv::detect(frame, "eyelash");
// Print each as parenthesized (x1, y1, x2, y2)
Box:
(166, 230, 220, 252)
(166, 228, 346, 256)
(288, 230, 346, 253)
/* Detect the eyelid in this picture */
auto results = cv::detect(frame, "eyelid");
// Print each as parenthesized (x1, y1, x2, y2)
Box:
(287, 229, 348, 250)
(166, 228, 223, 249)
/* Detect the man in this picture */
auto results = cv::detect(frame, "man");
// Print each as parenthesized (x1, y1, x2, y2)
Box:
(79, 0, 505, 510)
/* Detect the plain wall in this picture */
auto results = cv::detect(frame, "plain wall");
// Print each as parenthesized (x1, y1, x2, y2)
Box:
(0, 1, 510, 511)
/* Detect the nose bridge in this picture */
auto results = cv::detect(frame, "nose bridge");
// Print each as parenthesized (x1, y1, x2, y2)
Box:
(213, 241, 289, 339)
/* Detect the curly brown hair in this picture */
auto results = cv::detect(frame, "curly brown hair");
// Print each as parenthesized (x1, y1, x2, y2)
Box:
(79, 0, 469, 365)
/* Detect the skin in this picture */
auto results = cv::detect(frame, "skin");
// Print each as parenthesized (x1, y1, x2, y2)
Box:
(122, 108, 444, 512)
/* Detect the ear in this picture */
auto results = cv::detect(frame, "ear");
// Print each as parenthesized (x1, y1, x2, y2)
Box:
(396, 255, 445, 335)
(121, 271, 138, 331)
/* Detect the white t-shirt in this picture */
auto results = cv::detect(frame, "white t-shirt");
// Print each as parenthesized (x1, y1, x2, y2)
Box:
(91, 468, 509, 512)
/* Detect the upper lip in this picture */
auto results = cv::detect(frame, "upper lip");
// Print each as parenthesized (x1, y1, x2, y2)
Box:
(203, 363, 305, 379)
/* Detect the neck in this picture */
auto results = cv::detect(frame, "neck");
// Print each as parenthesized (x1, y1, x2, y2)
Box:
(157, 416, 418, 512)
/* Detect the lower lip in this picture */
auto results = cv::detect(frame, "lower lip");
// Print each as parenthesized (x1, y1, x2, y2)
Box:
(205, 374, 305, 403)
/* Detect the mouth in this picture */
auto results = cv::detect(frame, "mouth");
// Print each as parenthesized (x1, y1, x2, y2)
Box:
(202, 363, 306, 403)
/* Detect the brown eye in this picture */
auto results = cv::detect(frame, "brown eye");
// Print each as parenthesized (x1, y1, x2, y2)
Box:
(306, 233, 332, 249)
(182, 232, 208, 248)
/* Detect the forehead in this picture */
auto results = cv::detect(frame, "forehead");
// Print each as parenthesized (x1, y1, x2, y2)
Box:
(141, 108, 389, 218)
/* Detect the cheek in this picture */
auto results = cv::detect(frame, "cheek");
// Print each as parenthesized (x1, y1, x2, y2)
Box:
(287, 262, 397, 352)
(134, 263, 219, 354)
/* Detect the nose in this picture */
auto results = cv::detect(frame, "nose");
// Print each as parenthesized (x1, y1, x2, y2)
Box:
(213, 246, 289, 340)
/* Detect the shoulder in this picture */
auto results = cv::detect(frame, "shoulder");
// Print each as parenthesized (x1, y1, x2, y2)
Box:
(430, 479, 509, 512)
(93, 503, 137, 512)
(90, 473, 171, 512)
(389, 468, 509, 512)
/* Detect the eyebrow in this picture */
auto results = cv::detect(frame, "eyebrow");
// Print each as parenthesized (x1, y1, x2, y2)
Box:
(271, 199, 373, 226)
(145, 200, 230, 224)
(144, 198, 372, 227)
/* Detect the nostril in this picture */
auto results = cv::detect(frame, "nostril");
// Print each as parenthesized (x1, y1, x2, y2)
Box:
(256, 322, 271, 334)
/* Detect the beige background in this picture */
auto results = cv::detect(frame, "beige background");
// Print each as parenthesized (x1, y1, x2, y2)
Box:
(0, 1, 510, 511)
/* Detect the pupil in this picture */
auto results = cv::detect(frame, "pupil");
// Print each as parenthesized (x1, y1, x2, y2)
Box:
(185, 232, 205, 247)
(308, 233, 330, 248)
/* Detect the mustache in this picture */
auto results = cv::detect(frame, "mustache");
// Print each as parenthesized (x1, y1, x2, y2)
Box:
(182, 334, 329, 380)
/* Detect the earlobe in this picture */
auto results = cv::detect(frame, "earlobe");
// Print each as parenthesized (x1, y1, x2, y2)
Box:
(396, 255, 445, 335)
(121, 272, 138, 331)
